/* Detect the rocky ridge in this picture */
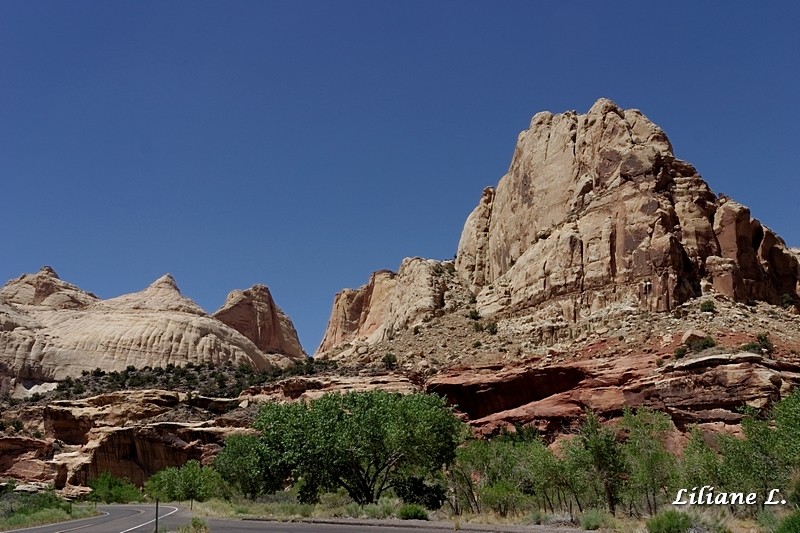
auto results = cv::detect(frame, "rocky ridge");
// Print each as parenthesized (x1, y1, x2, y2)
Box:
(0, 372, 416, 492)
(0, 267, 306, 392)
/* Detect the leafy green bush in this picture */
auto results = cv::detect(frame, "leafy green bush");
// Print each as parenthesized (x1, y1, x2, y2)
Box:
(397, 503, 428, 520)
(777, 510, 800, 533)
(646, 509, 693, 533)
(700, 300, 716, 313)
(89, 472, 142, 503)
(580, 508, 613, 530)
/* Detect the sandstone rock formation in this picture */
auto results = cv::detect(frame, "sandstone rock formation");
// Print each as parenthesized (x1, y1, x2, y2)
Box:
(316, 258, 470, 357)
(457, 98, 799, 319)
(318, 99, 800, 359)
(311, 98, 800, 441)
(0, 268, 305, 389)
(0, 375, 418, 489)
(213, 285, 305, 359)
(0, 389, 251, 488)
(428, 349, 800, 436)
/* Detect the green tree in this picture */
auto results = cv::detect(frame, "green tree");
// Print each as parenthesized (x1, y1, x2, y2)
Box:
(88, 472, 142, 503)
(620, 407, 677, 514)
(774, 388, 800, 466)
(214, 434, 281, 499)
(145, 460, 224, 509)
(253, 390, 464, 504)
(452, 439, 526, 516)
(719, 411, 791, 509)
(578, 411, 626, 516)
(680, 427, 722, 490)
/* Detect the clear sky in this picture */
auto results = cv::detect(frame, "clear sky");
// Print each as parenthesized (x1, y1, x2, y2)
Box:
(2, 2, 798, 353)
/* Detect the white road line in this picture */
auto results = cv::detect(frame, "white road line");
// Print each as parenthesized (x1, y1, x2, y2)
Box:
(117, 506, 179, 533)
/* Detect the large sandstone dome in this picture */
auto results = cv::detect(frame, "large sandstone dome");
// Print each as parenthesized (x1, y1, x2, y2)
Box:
(0, 267, 306, 387)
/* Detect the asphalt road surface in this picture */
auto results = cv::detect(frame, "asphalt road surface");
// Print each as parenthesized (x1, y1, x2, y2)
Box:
(4, 504, 585, 532)
(4, 505, 186, 533)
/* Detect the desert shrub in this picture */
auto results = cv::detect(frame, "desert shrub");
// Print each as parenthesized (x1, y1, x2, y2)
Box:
(473, 321, 484, 332)
(397, 503, 428, 520)
(472, 340, 482, 348)
(781, 294, 795, 309)
(176, 517, 210, 533)
(381, 353, 397, 369)
(777, 510, 800, 533)
(486, 322, 498, 335)
(674, 346, 688, 358)
(580, 508, 613, 530)
(687, 336, 716, 352)
(757, 332, 774, 354)
(362, 496, 397, 519)
(741, 332, 773, 355)
(468, 309, 480, 320)
(646, 509, 693, 533)
(700, 300, 716, 313)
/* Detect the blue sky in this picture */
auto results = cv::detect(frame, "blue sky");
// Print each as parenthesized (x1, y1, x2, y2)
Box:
(2, 2, 798, 353)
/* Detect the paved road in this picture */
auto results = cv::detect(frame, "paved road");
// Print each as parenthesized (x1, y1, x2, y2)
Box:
(4, 505, 187, 533)
(5, 504, 585, 532)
